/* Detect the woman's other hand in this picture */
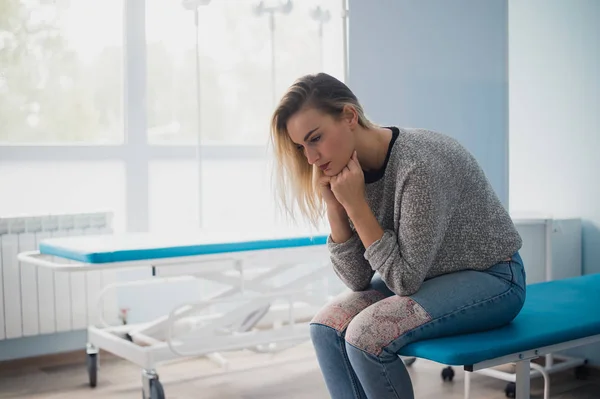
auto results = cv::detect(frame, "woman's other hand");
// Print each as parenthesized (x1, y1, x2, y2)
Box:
(318, 175, 345, 214)
(330, 151, 366, 213)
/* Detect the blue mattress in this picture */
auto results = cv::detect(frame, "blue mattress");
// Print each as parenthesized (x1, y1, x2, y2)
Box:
(39, 231, 329, 264)
(399, 273, 600, 366)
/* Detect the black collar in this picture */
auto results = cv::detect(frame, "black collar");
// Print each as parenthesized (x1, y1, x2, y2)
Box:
(364, 127, 399, 184)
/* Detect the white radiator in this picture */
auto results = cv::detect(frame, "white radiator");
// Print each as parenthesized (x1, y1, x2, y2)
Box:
(0, 212, 118, 340)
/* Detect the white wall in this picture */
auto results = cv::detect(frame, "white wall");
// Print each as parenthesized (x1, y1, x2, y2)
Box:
(348, 0, 509, 204)
(509, 0, 600, 364)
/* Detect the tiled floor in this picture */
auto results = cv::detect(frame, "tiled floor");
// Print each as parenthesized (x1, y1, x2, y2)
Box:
(0, 342, 598, 398)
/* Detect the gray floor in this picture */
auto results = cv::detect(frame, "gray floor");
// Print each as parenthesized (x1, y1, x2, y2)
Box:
(0, 342, 598, 398)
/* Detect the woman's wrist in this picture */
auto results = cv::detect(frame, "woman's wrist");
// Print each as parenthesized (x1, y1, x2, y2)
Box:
(327, 204, 352, 243)
(326, 201, 346, 217)
(346, 201, 384, 249)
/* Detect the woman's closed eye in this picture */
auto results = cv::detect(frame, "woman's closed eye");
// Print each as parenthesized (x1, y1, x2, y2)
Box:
(296, 135, 321, 151)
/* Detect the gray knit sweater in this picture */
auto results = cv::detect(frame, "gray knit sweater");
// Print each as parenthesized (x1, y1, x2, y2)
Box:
(327, 127, 522, 296)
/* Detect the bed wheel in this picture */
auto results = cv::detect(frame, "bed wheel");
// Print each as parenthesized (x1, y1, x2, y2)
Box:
(504, 382, 516, 398)
(142, 378, 165, 399)
(87, 353, 98, 388)
(441, 366, 454, 381)
(575, 363, 590, 380)
(402, 356, 416, 367)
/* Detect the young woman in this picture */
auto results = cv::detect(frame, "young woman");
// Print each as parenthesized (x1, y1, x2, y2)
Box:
(270, 72, 526, 399)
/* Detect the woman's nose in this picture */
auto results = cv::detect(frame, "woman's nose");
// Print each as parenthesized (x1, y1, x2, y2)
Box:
(305, 148, 319, 165)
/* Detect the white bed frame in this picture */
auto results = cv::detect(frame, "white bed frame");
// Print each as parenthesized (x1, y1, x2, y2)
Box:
(464, 333, 600, 399)
(19, 243, 337, 399)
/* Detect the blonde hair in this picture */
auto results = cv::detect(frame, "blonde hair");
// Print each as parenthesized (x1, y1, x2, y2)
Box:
(270, 73, 376, 228)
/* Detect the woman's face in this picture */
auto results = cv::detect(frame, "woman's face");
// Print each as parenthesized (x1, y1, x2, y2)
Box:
(286, 107, 355, 176)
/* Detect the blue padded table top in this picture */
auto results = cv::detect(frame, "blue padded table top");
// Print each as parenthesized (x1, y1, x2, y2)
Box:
(399, 273, 600, 366)
(39, 231, 329, 264)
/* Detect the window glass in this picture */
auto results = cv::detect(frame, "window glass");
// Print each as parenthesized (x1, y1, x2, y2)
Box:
(0, 0, 124, 144)
(149, 158, 328, 235)
(0, 161, 126, 232)
(146, 0, 345, 146)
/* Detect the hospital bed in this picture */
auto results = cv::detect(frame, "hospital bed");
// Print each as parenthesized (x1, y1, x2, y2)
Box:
(18, 231, 336, 399)
(400, 273, 600, 399)
(19, 233, 600, 399)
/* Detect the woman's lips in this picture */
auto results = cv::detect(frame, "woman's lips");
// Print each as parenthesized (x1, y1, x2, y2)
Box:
(319, 162, 331, 171)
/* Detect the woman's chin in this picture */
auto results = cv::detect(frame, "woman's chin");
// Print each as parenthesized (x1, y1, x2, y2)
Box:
(323, 167, 339, 176)
(317, 162, 343, 176)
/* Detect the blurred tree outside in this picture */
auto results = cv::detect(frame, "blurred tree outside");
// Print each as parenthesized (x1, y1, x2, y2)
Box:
(0, 0, 123, 144)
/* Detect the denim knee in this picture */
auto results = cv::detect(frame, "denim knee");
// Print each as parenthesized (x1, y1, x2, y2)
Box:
(310, 322, 337, 339)
(345, 296, 432, 357)
(310, 290, 387, 333)
(309, 322, 344, 358)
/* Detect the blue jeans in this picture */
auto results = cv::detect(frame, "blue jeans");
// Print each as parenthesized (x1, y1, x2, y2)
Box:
(310, 253, 526, 399)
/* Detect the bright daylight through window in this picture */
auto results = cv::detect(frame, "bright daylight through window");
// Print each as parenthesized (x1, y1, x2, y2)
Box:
(0, 0, 124, 144)
(146, 0, 345, 145)
(0, 0, 346, 235)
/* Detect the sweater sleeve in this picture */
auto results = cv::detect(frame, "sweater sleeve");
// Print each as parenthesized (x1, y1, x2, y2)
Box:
(327, 231, 375, 291)
(364, 163, 453, 296)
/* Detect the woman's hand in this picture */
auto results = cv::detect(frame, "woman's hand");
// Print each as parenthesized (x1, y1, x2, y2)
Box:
(330, 151, 367, 213)
(318, 175, 345, 213)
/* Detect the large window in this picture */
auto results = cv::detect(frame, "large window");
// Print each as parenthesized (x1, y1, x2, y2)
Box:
(0, 0, 346, 234)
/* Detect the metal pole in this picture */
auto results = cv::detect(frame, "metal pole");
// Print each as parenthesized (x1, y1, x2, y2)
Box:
(182, 0, 212, 229)
(319, 20, 324, 70)
(253, 1, 293, 108)
(515, 360, 532, 399)
(341, 0, 349, 82)
(309, 6, 330, 71)
(269, 11, 276, 107)
(194, 8, 203, 228)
